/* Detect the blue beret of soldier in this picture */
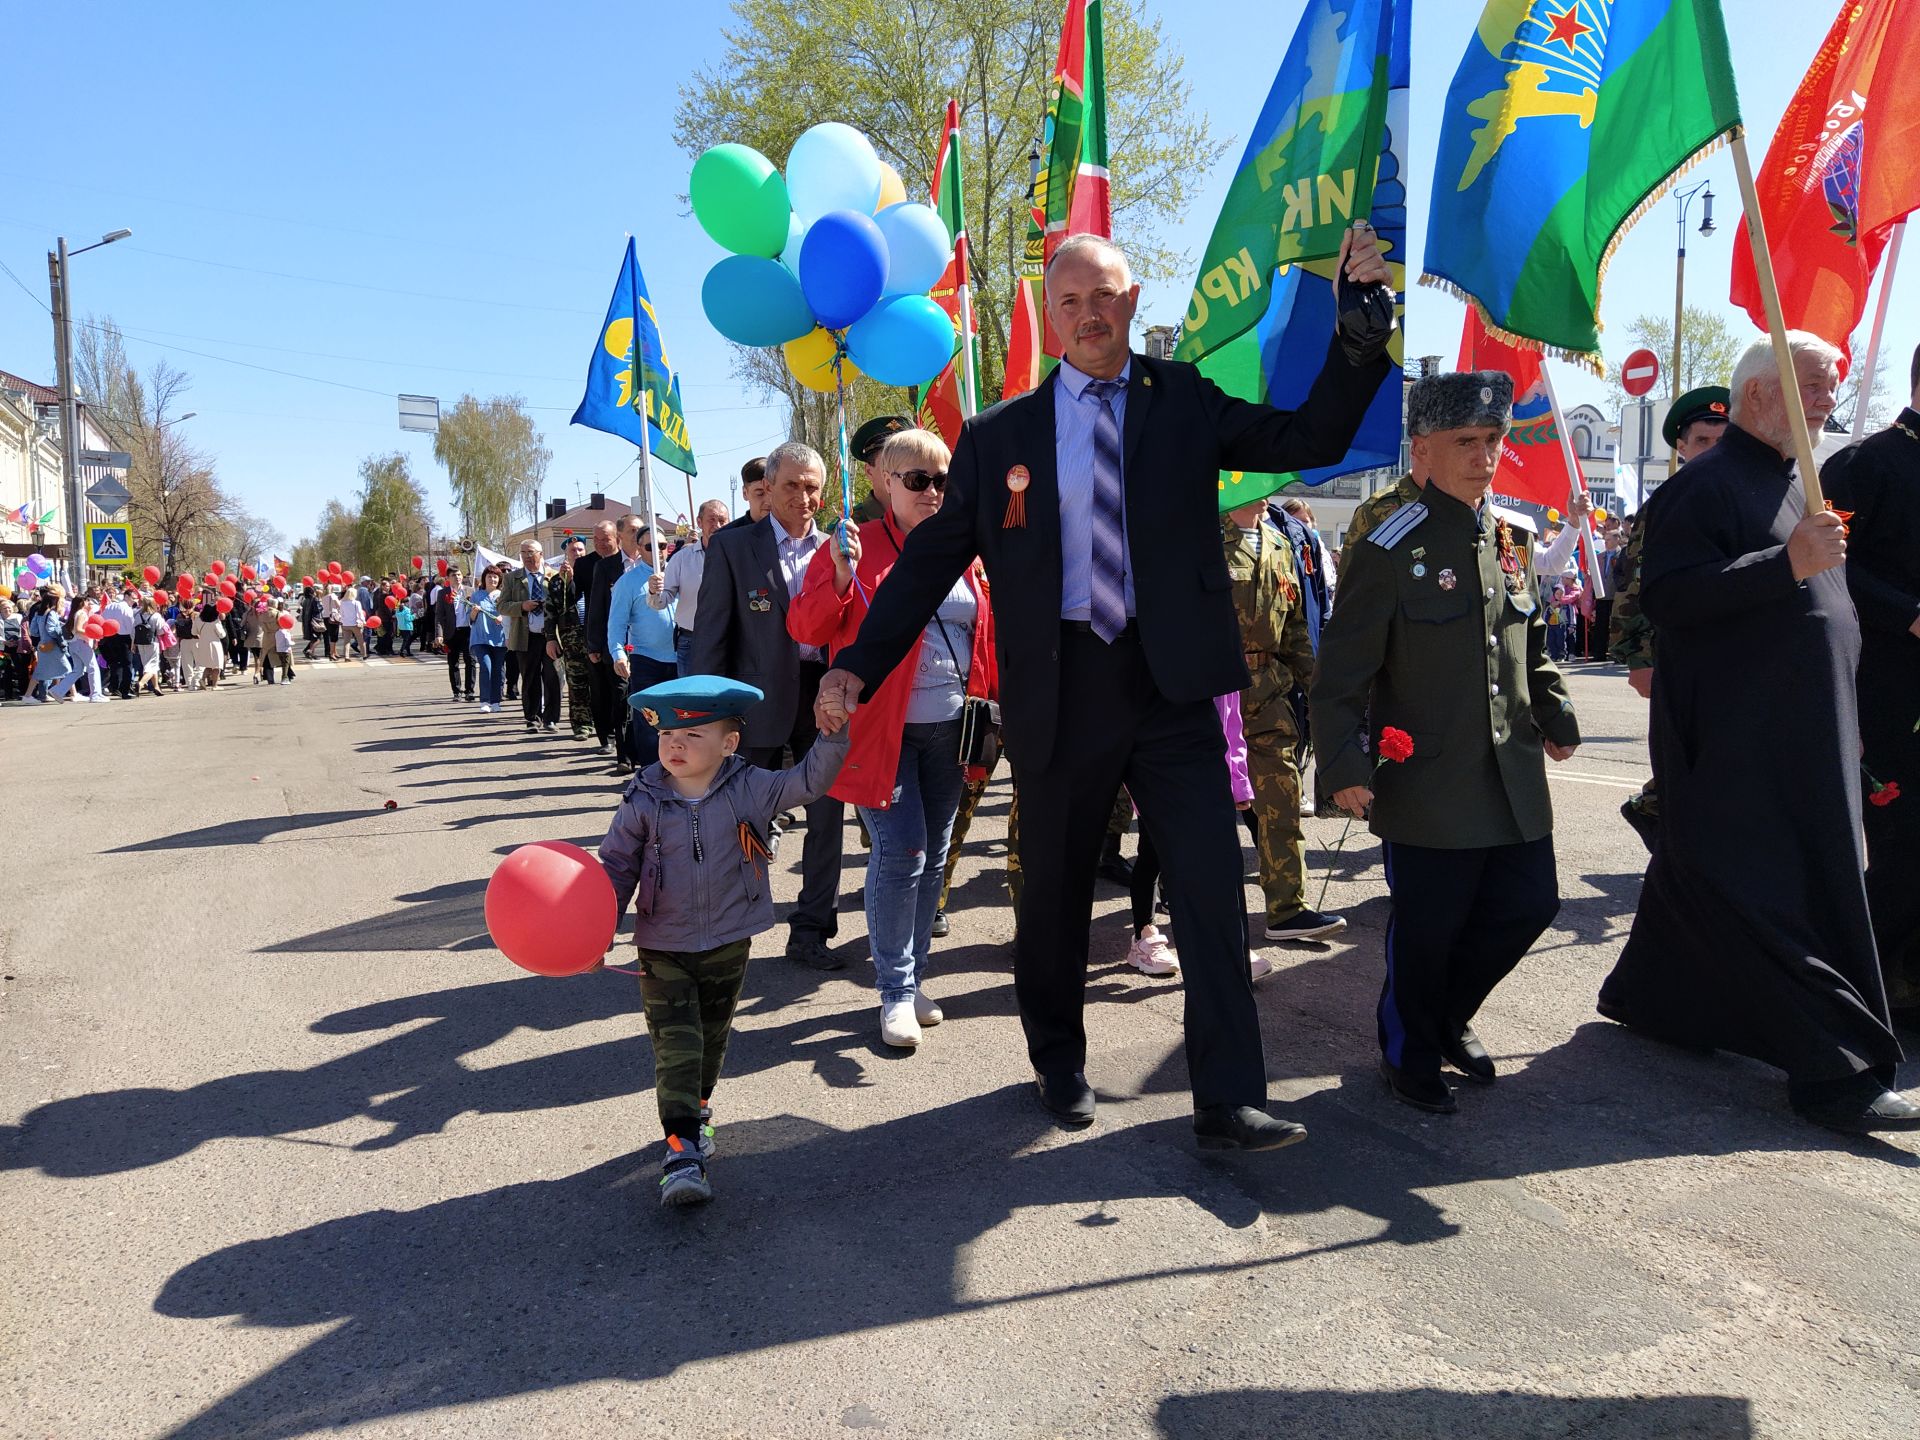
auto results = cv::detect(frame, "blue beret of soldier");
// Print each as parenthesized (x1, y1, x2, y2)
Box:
(1407, 370, 1515, 435)
(629, 674, 764, 730)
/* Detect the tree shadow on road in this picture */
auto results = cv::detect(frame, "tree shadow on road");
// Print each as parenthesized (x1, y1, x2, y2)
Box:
(106, 810, 396, 852)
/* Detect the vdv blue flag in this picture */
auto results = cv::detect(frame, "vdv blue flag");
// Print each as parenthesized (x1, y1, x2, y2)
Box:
(1178, 0, 1406, 507)
(572, 238, 698, 475)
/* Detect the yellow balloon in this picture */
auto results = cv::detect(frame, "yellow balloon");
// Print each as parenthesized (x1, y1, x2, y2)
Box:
(784, 327, 860, 394)
(1592, 507, 1608, 524)
(1545, 507, 1560, 523)
(874, 163, 908, 213)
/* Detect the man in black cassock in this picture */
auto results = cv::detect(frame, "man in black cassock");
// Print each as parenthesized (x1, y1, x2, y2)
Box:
(1822, 342, 1920, 1021)
(1597, 333, 1916, 1135)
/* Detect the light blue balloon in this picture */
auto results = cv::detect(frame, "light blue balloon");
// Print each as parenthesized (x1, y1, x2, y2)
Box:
(799, 209, 889, 332)
(786, 122, 883, 225)
(847, 295, 956, 387)
(875, 203, 952, 297)
(778, 214, 807, 279)
(701, 255, 816, 348)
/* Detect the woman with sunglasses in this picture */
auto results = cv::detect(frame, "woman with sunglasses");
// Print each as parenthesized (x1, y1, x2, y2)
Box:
(790, 429, 998, 1049)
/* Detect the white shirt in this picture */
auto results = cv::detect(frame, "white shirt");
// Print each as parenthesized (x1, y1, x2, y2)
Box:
(651, 539, 708, 631)
(337, 596, 364, 627)
(1532, 522, 1582, 578)
(769, 515, 827, 662)
(102, 598, 138, 634)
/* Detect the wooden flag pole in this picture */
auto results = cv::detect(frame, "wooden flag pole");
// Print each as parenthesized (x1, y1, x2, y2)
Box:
(1729, 132, 1826, 514)
(1851, 219, 1905, 442)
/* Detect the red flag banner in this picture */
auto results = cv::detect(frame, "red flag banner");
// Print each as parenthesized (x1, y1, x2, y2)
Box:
(1458, 305, 1577, 510)
(917, 99, 978, 445)
(1731, 0, 1920, 359)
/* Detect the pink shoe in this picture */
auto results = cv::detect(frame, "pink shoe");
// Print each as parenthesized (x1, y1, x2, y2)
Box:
(1126, 925, 1180, 977)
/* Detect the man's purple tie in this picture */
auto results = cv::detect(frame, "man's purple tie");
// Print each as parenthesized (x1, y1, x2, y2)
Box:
(1085, 378, 1127, 643)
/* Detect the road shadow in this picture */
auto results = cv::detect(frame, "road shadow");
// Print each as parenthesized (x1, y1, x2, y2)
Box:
(1155, 1388, 1752, 1439)
(107, 810, 394, 852)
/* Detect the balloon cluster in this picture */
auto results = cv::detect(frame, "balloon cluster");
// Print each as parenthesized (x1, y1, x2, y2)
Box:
(692, 123, 957, 390)
(12, 551, 53, 594)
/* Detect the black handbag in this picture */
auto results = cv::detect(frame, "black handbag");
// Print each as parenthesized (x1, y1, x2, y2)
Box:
(930, 608, 999, 769)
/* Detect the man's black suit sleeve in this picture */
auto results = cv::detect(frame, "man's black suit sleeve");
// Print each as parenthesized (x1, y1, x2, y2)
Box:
(689, 531, 737, 677)
(834, 426, 980, 692)
(1202, 332, 1392, 476)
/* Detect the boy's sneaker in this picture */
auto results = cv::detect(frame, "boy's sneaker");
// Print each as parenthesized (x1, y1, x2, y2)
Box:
(1264, 907, 1347, 942)
(1249, 953, 1275, 982)
(697, 1101, 716, 1159)
(1126, 925, 1181, 977)
(659, 1137, 712, 1207)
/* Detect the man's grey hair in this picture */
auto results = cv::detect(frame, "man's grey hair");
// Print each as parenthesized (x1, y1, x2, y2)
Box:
(764, 440, 825, 485)
(1045, 233, 1133, 288)
(697, 498, 730, 522)
(1728, 331, 1844, 421)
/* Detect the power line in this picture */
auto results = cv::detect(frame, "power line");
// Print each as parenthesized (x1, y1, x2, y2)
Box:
(0, 255, 49, 312)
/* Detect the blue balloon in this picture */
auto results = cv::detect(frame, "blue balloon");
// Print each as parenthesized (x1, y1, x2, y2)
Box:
(786, 122, 884, 224)
(701, 255, 817, 348)
(875, 203, 952, 297)
(799, 210, 889, 331)
(847, 295, 956, 387)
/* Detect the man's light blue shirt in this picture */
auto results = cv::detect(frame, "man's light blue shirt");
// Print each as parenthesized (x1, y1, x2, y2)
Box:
(1054, 358, 1136, 622)
(609, 559, 678, 664)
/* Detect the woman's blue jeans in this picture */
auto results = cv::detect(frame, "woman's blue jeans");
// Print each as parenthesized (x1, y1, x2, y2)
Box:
(473, 643, 506, 704)
(857, 719, 965, 1004)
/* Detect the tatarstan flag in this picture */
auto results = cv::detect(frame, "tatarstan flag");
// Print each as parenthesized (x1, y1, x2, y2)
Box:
(1730, 0, 1920, 362)
(1002, 0, 1109, 400)
(915, 99, 979, 445)
(1421, 1, 1743, 368)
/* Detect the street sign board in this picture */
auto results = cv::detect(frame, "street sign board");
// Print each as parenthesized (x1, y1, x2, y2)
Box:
(85, 475, 133, 516)
(1621, 348, 1661, 398)
(399, 395, 440, 433)
(80, 449, 134, 470)
(84, 522, 135, 568)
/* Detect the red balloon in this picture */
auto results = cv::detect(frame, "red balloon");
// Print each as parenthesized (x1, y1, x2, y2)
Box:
(277, 614, 296, 630)
(411, 555, 424, 569)
(301, 575, 314, 587)
(486, 841, 618, 976)
(327, 561, 342, 573)
(83, 622, 104, 641)
(436, 558, 449, 576)
(209, 560, 225, 576)
(98, 618, 119, 636)
(142, 565, 161, 585)
(241, 564, 257, 581)
(175, 577, 194, 597)
(341, 570, 356, 586)
(218, 580, 237, 598)
(365, 614, 381, 629)
(215, 597, 233, 614)
(384, 595, 398, 610)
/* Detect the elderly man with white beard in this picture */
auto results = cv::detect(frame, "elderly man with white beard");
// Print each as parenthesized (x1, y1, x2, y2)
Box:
(1596, 332, 1916, 1136)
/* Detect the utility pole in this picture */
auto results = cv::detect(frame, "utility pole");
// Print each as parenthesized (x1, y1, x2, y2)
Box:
(47, 228, 131, 588)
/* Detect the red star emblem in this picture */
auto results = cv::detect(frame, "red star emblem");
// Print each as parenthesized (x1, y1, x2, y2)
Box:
(1543, 4, 1592, 51)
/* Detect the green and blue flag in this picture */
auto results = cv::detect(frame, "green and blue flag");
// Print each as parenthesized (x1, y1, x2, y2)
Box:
(1420, 0, 1742, 366)
(572, 238, 697, 475)
(1175, 0, 1403, 509)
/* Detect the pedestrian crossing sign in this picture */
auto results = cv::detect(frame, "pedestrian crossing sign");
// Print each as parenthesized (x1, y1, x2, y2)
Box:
(85, 523, 135, 567)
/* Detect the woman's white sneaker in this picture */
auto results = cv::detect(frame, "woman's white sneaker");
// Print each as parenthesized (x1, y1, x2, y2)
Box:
(1126, 925, 1181, 976)
(913, 991, 943, 1026)
(880, 999, 922, 1048)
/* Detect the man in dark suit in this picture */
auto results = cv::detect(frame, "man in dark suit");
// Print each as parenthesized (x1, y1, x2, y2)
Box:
(692, 441, 845, 971)
(587, 517, 645, 770)
(718, 457, 771, 534)
(818, 229, 1394, 1147)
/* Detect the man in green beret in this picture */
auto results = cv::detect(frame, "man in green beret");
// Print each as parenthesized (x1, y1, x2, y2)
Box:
(1607, 384, 1729, 848)
(849, 414, 911, 524)
(1311, 370, 1580, 1115)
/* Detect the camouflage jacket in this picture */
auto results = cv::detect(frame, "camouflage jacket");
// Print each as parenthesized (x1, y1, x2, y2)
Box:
(1341, 473, 1425, 570)
(1223, 517, 1314, 725)
(1606, 511, 1652, 668)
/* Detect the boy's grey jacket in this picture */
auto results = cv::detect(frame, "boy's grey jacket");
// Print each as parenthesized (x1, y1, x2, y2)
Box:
(598, 727, 849, 953)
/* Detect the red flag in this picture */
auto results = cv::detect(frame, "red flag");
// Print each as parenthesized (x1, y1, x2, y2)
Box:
(1458, 306, 1577, 509)
(917, 100, 977, 446)
(1731, 0, 1920, 360)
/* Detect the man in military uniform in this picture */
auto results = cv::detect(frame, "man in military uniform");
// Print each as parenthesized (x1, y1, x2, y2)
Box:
(1224, 498, 1343, 944)
(849, 414, 910, 524)
(1311, 371, 1580, 1114)
(1607, 386, 1729, 848)
(547, 534, 594, 740)
(1341, 462, 1426, 565)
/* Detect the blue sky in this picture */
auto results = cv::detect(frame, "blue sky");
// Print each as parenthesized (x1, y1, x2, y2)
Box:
(1, 1, 1903, 548)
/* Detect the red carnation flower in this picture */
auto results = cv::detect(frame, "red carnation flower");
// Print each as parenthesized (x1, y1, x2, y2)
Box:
(1869, 781, 1900, 807)
(1377, 727, 1416, 764)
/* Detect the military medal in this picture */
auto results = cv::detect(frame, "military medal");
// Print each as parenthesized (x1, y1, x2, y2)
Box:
(1495, 518, 1527, 594)
(1411, 563, 1426, 578)
(1003, 465, 1031, 530)
(1438, 568, 1457, 591)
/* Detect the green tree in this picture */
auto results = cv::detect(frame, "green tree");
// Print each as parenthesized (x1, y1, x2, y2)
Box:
(1831, 328, 1893, 436)
(1608, 307, 1744, 412)
(292, 500, 361, 580)
(676, 0, 1221, 402)
(433, 395, 551, 545)
(353, 453, 432, 576)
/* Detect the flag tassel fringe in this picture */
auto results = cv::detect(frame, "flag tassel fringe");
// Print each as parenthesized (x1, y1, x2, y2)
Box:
(1414, 278, 1606, 374)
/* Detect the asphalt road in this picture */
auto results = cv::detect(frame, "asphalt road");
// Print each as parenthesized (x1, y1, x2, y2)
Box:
(2, 657, 1916, 1440)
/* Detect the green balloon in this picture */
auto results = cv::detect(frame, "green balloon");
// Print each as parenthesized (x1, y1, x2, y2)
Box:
(690, 144, 792, 258)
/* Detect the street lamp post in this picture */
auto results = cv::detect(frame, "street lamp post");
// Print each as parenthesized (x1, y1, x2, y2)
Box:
(48, 228, 132, 585)
(1668, 184, 1715, 477)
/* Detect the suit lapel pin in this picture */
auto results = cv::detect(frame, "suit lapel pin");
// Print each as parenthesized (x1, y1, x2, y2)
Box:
(1438, 568, 1457, 591)
(1003, 465, 1031, 530)
(1411, 563, 1426, 578)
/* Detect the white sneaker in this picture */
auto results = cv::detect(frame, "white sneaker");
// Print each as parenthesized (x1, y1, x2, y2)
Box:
(21, 694, 45, 704)
(913, 990, 942, 1026)
(880, 999, 922, 1048)
(1126, 925, 1181, 976)
(1249, 953, 1275, 982)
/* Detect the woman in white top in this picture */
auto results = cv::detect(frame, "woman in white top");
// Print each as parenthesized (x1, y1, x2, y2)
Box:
(334, 587, 365, 661)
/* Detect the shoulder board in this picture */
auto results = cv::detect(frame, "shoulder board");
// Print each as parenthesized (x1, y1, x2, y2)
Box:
(1491, 504, 1538, 536)
(1367, 501, 1428, 550)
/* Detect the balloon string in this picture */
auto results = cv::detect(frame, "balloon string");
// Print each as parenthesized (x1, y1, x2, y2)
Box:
(833, 340, 856, 561)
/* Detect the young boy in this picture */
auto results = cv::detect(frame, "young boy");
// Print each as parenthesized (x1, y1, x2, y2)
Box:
(598, 674, 849, 1208)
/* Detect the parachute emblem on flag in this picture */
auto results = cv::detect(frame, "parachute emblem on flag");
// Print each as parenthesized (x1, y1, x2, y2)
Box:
(1458, 6, 1605, 192)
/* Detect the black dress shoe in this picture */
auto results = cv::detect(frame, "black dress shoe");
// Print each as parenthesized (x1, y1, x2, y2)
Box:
(1793, 1088, 1920, 1135)
(1035, 1071, 1096, 1127)
(1381, 1061, 1456, 1114)
(929, 909, 949, 938)
(784, 937, 845, 972)
(1193, 1104, 1308, 1152)
(1440, 1026, 1497, 1084)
